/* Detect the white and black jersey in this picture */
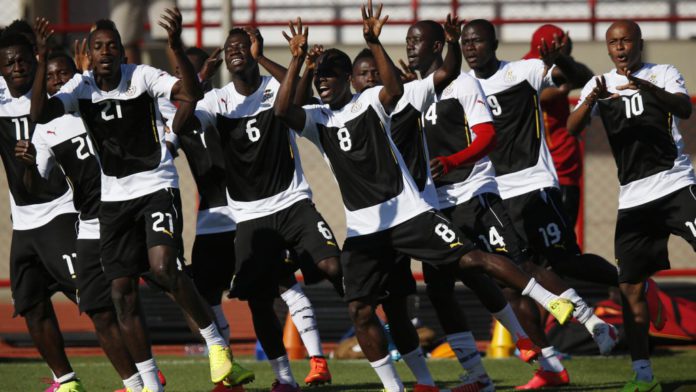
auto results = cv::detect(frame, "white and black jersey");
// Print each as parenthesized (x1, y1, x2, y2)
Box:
(55, 64, 179, 202)
(300, 86, 431, 237)
(576, 63, 695, 209)
(424, 72, 499, 209)
(168, 131, 236, 234)
(389, 76, 437, 206)
(33, 113, 101, 223)
(195, 76, 311, 223)
(0, 88, 75, 230)
(469, 60, 558, 199)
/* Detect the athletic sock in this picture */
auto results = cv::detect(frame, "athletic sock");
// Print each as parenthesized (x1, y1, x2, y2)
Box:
(269, 355, 297, 386)
(560, 289, 605, 332)
(199, 322, 227, 349)
(280, 283, 323, 357)
(632, 359, 654, 382)
(539, 347, 564, 373)
(401, 348, 435, 386)
(56, 372, 77, 384)
(123, 373, 144, 392)
(370, 355, 404, 392)
(522, 278, 559, 310)
(447, 332, 488, 381)
(492, 304, 528, 341)
(135, 358, 163, 392)
(212, 305, 230, 344)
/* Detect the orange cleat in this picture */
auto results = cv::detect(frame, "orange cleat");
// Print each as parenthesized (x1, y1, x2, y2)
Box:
(304, 356, 332, 386)
(645, 278, 666, 330)
(158, 370, 167, 386)
(516, 336, 541, 363)
(413, 384, 440, 392)
(515, 369, 570, 390)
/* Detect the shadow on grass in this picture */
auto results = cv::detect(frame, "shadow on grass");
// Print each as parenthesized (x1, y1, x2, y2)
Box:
(0, 357, 45, 363)
(244, 383, 384, 391)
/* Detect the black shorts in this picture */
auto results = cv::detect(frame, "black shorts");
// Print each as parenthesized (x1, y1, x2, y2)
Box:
(230, 199, 340, 300)
(191, 230, 237, 306)
(342, 210, 476, 302)
(100, 188, 183, 280)
(10, 213, 79, 316)
(381, 253, 418, 302)
(616, 184, 696, 283)
(424, 193, 528, 290)
(502, 188, 581, 266)
(75, 239, 114, 313)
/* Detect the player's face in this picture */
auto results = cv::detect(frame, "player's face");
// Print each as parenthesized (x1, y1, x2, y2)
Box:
(46, 58, 76, 96)
(351, 58, 380, 93)
(405, 25, 433, 71)
(461, 25, 495, 71)
(314, 61, 351, 106)
(0, 45, 35, 93)
(224, 33, 254, 74)
(606, 24, 642, 71)
(89, 30, 123, 77)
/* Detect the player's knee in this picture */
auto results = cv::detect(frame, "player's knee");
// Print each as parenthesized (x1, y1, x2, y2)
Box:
(22, 301, 51, 325)
(347, 300, 375, 326)
(317, 257, 342, 280)
(88, 308, 117, 330)
(458, 249, 486, 269)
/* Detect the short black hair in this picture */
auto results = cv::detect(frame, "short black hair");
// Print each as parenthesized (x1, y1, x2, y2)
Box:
(47, 51, 78, 73)
(352, 48, 374, 66)
(414, 20, 445, 43)
(319, 48, 352, 75)
(4, 19, 33, 37)
(227, 27, 248, 40)
(0, 33, 33, 53)
(88, 19, 123, 51)
(464, 19, 497, 41)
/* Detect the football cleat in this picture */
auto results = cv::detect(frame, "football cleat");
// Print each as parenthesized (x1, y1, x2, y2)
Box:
(304, 356, 332, 386)
(645, 279, 666, 331)
(452, 375, 494, 392)
(271, 380, 301, 391)
(515, 336, 541, 363)
(44, 381, 60, 392)
(412, 384, 440, 392)
(211, 381, 246, 391)
(209, 345, 234, 383)
(547, 299, 574, 325)
(620, 375, 662, 392)
(592, 323, 619, 355)
(222, 361, 255, 386)
(515, 369, 569, 390)
(158, 369, 167, 387)
(56, 380, 87, 392)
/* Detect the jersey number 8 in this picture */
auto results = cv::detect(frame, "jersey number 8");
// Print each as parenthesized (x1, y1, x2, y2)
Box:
(337, 127, 352, 151)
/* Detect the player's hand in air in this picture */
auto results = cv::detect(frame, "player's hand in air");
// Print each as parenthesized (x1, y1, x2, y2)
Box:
(159, 7, 184, 51)
(33, 17, 54, 58)
(362, 0, 388, 44)
(306, 44, 324, 72)
(73, 38, 90, 72)
(200, 48, 223, 82)
(443, 13, 463, 44)
(244, 27, 265, 60)
(539, 31, 569, 67)
(282, 18, 309, 58)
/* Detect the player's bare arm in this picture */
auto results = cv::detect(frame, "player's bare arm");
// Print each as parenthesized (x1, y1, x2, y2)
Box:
(567, 75, 616, 135)
(432, 13, 463, 92)
(30, 17, 66, 124)
(14, 140, 48, 194)
(275, 18, 308, 131)
(540, 31, 593, 88)
(617, 69, 692, 119)
(161, 7, 203, 102)
(362, 0, 403, 112)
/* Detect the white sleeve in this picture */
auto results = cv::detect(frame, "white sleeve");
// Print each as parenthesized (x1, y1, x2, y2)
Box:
(157, 98, 177, 132)
(194, 91, 219, 130)
(165, 131, 180, 151)
(361, 86, 390, 125)
(459, 77, 493, 127)
(141, 65, 179, 100)
(299, 106, 321, 146)
(31, 127, 55, 179)
(663, 65, 689, 95)
(524, 59, 555, 91)
(54, 74, 85, 114)
(573, 77, 600, 116)
(403, 76, 435, 113)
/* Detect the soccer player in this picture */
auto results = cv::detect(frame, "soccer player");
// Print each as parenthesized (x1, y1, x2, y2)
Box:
(461, 19, 621, 388)
(275, 4, 577, 390)
(0, 31, 86, 392)
(172, 22, 343, 392)
(567, 20, 694, 392)
(30, 12, 236, 391)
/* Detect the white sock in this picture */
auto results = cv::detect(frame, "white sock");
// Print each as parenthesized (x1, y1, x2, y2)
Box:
(199, 322, 227, 349)
(447, 332, 488, 381)
(212, 305, 230, 344)
(370, 355, 404, 392)
(135, 358, 163, 392)
(632, 359, 654, 382)
(522, 278, 559, 310)
(560, 289, 592, 323)
(123, 373, 144, 392)
(56, 372, 76, 384)
(269, 355, 297, 386)
(539, 347, 564, 373)
(281, 283, 323, 357)
(401, 348, 435, 386)
(492, 304, 528, 342)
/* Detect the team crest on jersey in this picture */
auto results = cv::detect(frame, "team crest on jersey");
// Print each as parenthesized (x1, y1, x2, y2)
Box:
(351, 101, 363, 113)
(647, 73, 658, 84)
(504, 69, 516, 83)
(262, 89, 274, 102)
(125, 80, 136, 96)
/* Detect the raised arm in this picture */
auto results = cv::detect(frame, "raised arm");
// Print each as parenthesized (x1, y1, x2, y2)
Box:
(294, 44, 323, 105)
(540, 32, 593, 88)
(244, 27, 289, 82)
(432, 14, 463, 93)
(30, 18, 65, 124)
(198, 47, 223, 92)
(161, 8, 203, 102)
(172, 99, 202, 135)
(275, 19, 308, 131)
(362, 0, 403, 111)
(618, 69, 692, 119)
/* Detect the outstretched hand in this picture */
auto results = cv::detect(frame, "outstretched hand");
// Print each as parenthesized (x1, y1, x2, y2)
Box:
(282, 18, 308, 58)
(305, 44, 324, 71)
(616, 69, 656, 92)
(443, 13, 463, 44)
(539, 31, 568, 67)
(199, 47, 223, 82)
(158, 7, 184, 50)
(73, 38, 90, 72)
(244, 27, 264, 60)
(33, 17, 54, 56)
(584, 75, 618, 107)
(361, 0, 388, 44)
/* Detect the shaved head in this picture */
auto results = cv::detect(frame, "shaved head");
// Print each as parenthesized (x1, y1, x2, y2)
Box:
(605, 20, 643, 73)
(606, 20, 642, 41)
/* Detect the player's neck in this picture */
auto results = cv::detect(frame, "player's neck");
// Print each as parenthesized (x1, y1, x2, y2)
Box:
(230, 67, 262, 96)
(616, 61, 644, 75)
(329, 91, 353, 111)
(5, 78, 31, 98)
(94, 69, 123, 92)
(421, 57, 443, 78)
(473, 58, 500, 79)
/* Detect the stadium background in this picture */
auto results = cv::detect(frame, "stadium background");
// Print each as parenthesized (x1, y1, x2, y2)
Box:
(0, 0, 694, 283)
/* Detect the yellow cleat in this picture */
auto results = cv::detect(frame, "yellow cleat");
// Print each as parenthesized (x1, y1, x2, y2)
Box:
(222, 361, 256, 386)
(548, 298, 575, 325)
(56, 380, 86, 392)
(209, 345, 234, 383)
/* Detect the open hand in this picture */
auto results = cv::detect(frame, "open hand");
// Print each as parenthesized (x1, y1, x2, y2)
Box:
(305, 44, 324, 71)
(282, 18, 308, 58)
(584, 75, 618, 107)
(244, 27, 264, 60)
(73, 38, 90, 72)
(616, 69, 656, 92)
(199, 47, 223, 82)
(539, 31, 568, 67)
(443, 14, 463, 44)
(158, 7, 184, 50)
(33, 17, 54, 57)
(361, 0, 389, 44)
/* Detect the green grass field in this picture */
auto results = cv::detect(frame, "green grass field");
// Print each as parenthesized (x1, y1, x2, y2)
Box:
(1, 350, 696, 391)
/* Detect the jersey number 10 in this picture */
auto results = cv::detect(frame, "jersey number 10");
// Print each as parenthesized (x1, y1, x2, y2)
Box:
(622, 94, 644, 119)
